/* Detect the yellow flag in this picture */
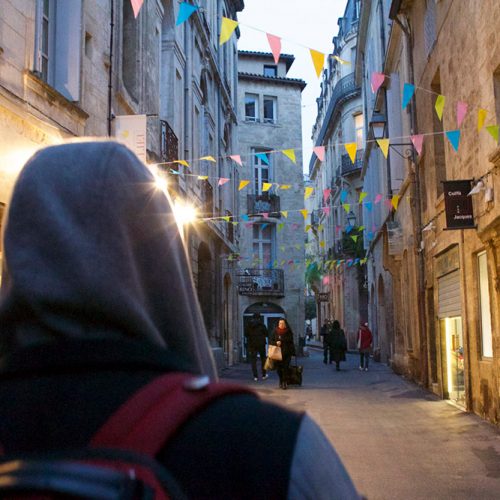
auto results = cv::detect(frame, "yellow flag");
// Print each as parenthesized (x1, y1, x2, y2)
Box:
(300, 209, 308, 220)
(478, 109, 488, 131)
(304, 187, 314, 200)
(219, 17, 238, 45)
(281, 210, 288, 218)
(317, 224, 324, 231)
(238, 180, 250, 191)
(359, 192, 368, 203)
(200, 156, 216, 162)
(305, 224, 312, 232)
(376, 139, 390, 158)
(174, 160, 189, 167)
(343, 203, 350, 213)
(282, 149, 296, 163)
(198, 175, 209, 180)
(345, 143, 357, 163)
(333, 55, 350, 65)
(279, 184, 291, 190)
(319, 241, 325, 248)
(391, 195, 400, 210)
(222, 216, 231, 222)
(435, 95, 445, 121)
(262, 182, 272, 192)
(309, 49, 325, 78)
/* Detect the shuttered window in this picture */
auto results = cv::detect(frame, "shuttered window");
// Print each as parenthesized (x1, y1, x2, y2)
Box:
(438, 270, 461, 319)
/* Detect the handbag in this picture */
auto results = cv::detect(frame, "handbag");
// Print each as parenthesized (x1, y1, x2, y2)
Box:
(287, 357, 303, 386)
(264, 356, 275, 371)
(267, 344, 282, 361)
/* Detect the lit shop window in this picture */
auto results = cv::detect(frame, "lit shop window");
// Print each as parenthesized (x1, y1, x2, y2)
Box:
(477, 251, 493, 358)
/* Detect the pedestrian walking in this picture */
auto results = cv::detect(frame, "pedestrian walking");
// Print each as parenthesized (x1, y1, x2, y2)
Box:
(0, 141, 360, 499)
(329, 320, 347, 371)
(245, 313, 269, 381)
(306, 323, 312, 341)
(320, 319, 332, 364)
(357, 321, 373, 371)
(270, 318, 296, 390)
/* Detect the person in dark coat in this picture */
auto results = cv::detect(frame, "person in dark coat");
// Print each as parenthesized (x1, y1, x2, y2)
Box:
(329, 320, 347, 371)
(270, 318, 296, 390)
(320, 319, 332, 364)
(245, 313, 269, 381)
(0, 141, 360, 499)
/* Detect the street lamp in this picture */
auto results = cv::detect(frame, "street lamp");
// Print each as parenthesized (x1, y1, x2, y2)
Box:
(347, 210, 356, 227)
(368, 112, 387, 140)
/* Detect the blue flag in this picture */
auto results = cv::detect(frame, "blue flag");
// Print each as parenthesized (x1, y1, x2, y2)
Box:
(176, 2, 199, 25)
(445, 130, 461, 152)
(255, 153, 270, 165)
(402, 83, 415, 109)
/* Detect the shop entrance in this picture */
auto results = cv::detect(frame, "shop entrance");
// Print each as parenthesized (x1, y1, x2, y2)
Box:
(440, 316, 465, 406)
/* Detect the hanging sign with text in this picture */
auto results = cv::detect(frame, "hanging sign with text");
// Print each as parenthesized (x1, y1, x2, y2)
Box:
(317, 292, 330, 302)
(443, 180, 475, 230)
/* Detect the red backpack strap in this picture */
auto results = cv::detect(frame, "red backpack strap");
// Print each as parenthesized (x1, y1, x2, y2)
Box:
(90, 372, 254, 456)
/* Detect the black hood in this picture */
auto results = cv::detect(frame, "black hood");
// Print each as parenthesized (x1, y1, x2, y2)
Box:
(0, 141, 216, 378)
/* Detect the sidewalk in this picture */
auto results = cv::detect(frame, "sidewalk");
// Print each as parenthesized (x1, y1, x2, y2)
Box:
(221, 348, 500, 499)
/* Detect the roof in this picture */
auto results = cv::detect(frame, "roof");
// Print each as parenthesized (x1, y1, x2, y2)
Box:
(238, 72, 306, 90)
(238, 50, 295, 71)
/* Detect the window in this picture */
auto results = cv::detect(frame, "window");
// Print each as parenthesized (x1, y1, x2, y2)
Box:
(424, 0, 437, 56)
(245, 94, 259, 122)
(263, 65, 277, 77)
(478, 252, 493, 358)
(263, 96, 277, 123)
(253, 149, 271, 194)
(354, 113, 364, 149)
(253, 223, 274, 267)
(34, 0, 82, 101)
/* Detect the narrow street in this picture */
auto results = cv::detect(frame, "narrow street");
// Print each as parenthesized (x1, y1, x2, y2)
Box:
(221, 347, 500, 500)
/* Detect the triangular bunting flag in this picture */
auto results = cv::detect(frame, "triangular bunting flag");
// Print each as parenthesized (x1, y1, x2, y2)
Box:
(304, 187, 314, 200)
(340, 190, 348, 203)
(197, 175, 208, 180)
(457, 101, 468, 127)
(351, 236, 359, 243)
(391, 195, 400, 210)
(345, 143, 357, 163)
(486, 125, 499, 143)
(402, 83, 415, 110)
(282, 149, 296, 163)
(445, 130, 461, 152)
(222, 216, 230, 222)
(218, 178, 230, 186)
(238, 180, 250, 191)
(279, 184, 291, 190)
(277, 223, 285, 232)
(371, 72, 385, 93)
(176, 2, 199, 25)
(376, 139, 390, 158)
(313, 146, 325, 161)
(130, 0, 144, 18)
(219, 17, 238, 45)
(374, 194, 383, 204)
(262, 182, 272, 192)
(241, 214, 249, 221)
(359, 192, 368, 204)
(310, 49, 325, 78)
(200, 155, 216, 162)
(173, 160, 189, 167)
(478, 109, 488, 132)
(305, 224, 312, 232)
(323, 188, 331, 202)
(333, 55, 350, 65)
(365, 201, 372, 211)
(300, 209, 308, 220)
(411, 134, 424, 155)
(262, 214, 269, 219)
(230, 155, 242, 166)
(435, 95, 445, 121)
(317, 224, 324, 231)
(281, 211, 288, 218)
(323, 206, 331, 216)
(342, 203, 350, 213)
(319, 241, 326, 248)
(266, 33, 281, 64)
(255, 153, 269, 165)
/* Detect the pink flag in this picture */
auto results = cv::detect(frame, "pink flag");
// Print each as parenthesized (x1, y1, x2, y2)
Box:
(245, 222, 253, 228)
(411, 134, 424, 156)
(322, 206, 331, 216)
(374, 194, 383, 204)
(313, 146, 325, 162)
(230, 155, 242, 166)
(384, 199, 393, 209)
(457, 102, 468, 127)
(323, 276, 330, 285)
(218, 178, 229, 186)
(371, 72, 385, 93)
(323, 188, 331, 203)
(130, 0, 144, 18)
(266, 33, 281, 64)
(262, 213, 269, 218)
(335, 225, 341, 234)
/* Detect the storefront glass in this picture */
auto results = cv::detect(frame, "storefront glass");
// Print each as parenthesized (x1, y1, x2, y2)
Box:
(440, 316, 465, 406)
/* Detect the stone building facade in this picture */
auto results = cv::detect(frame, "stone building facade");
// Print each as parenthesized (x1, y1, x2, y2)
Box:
(356, 0, 500, 426)
(307, 0, 367, 347)
(0, 0, 244, 371)
(237, 50, 306, 352)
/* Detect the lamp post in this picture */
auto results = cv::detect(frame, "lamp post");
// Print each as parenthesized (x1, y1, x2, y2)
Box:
(347, 210, 356, 227)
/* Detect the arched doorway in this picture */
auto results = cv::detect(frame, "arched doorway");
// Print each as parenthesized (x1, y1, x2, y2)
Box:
(197, 243, 214, 338)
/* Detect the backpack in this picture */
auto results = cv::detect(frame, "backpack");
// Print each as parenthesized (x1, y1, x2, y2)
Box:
(0, 372, 253, 499)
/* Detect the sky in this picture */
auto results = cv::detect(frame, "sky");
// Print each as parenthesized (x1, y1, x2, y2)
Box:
(237, 0, 349, 175)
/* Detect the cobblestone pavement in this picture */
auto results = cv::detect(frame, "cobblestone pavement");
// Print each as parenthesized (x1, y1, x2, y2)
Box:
(221, 347, 500, 500)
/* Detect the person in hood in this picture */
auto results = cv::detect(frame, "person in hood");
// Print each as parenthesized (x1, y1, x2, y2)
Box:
(0, 141, 360, 499)
(244, 313, 269, 381)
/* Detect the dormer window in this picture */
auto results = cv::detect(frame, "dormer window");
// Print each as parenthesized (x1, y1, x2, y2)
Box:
(263, 65, 277, 77)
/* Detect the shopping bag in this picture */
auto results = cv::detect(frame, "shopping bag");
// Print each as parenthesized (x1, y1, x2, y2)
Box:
(267, 345, 282, 361)
(264, 357, 276, 371)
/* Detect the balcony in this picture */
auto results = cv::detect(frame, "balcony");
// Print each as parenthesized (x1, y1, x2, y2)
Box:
(238, 269, 285, 297)
(247, 193, 281, 217)
(341, 149, 363, 176)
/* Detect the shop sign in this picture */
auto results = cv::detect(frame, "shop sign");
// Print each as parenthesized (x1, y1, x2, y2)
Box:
(317, 292, 330, 302)
(443, 180, 475, 230)
(387, 221, 403, 255)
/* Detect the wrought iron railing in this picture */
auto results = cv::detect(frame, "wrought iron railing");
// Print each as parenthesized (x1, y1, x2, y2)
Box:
(341, 149, 363, 175)
(238, 269, 285, 297)
(246, 194, 281, 217)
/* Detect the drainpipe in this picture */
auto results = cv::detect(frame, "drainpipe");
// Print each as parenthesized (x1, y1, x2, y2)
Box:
(395, 13, 428, 388)
(107, 0, 114, 136)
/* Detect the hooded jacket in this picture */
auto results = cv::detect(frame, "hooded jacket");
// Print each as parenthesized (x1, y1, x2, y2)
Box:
(0, 141, 359, 499)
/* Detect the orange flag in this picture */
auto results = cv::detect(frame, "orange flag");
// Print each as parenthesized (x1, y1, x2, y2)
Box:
(310, 49, 325, 78)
